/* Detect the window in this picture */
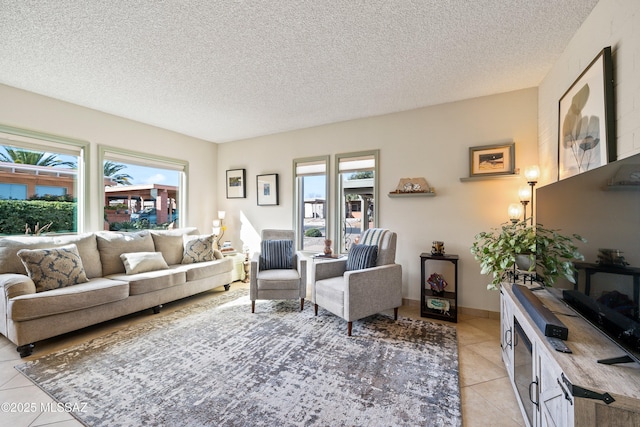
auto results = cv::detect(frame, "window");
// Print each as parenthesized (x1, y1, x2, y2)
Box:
(35, 185, 67, 197)
(293, 156, 329, 252)
(100, 146, 186, 231)
(0, 125, 87, 235)
(0, 183, 27, 200)
(336, 150, 378, 254)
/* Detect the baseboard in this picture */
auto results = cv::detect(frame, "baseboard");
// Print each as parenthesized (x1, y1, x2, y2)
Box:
(402, 298, 499, 320)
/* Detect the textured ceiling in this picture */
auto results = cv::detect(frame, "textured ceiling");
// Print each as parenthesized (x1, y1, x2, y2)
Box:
(0, 1, 599, 143)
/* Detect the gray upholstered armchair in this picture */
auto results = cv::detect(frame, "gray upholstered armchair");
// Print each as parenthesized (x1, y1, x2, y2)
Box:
(312, 228, 402, 336)
(250, 229, 307, 313)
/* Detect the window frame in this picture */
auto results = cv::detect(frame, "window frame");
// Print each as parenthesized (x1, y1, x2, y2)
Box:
(293, 155, 330, 252)
(335, 149, 379, 254)
(0, 123, 89, 233)
(99, 145, 188, 229)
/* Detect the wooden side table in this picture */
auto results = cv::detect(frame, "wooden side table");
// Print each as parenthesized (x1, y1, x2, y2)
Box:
(420, 253, 459, 322)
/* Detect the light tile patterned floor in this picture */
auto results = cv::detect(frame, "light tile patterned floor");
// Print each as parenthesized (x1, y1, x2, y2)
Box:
(0, 283, 524, 426)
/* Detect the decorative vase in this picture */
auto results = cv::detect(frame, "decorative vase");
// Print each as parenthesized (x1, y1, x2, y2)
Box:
(323, 239, 332, 256)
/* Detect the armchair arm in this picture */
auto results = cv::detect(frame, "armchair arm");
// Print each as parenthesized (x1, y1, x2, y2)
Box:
(312, 258, 347, 281)
(296, 252, 307, 298)
(343, 264, 403, 321)
(250, 253, 260, 299)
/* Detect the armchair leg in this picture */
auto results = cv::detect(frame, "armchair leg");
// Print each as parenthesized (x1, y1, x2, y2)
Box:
(314, 304, 318, 316)
(251, 300, 255, 313)
(394, 307, 398, 320)
(347, 321, 352, 337)
(300, 298, 304, 311)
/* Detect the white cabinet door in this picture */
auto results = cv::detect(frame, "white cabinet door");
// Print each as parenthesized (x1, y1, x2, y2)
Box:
(500, 288, 515, 379)
(536, 343, 574, 427)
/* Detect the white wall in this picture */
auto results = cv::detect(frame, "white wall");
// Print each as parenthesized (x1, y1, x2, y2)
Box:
(538, 0, 640, 186)
(218, 88, 539, 312)
(0, 84, 219, 233)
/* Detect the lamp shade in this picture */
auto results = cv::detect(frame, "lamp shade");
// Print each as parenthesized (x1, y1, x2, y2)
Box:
(518, 185, 531, 202)
(508, 203, 524, 221)
(524, 165, 540, 182)
(218, 211, 226, 220)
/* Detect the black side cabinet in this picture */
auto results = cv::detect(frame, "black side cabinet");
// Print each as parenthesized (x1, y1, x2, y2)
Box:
(420, 253, 458, 322)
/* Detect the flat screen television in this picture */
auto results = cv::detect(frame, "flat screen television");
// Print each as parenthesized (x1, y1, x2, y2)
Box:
(537, 152, 640, 364)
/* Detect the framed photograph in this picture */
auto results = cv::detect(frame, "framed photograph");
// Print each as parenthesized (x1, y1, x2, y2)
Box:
(226, 169, 246, 199)
(257, 173, 278, 206)
(469, 142, 515, 177)
(558, 46, 616, 180)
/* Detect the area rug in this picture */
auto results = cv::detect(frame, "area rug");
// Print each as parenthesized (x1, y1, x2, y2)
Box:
(16, 289, 461, 426)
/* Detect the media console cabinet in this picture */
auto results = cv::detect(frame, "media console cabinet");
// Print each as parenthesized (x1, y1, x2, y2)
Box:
(501, 282, 640, 427)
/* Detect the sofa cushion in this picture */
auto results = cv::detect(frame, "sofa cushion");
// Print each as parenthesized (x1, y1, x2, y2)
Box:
(151, 228, 198, 265)
(17, 244, 89, 293)
(10, 278, 129, 321)
(0, 236, 56, 275)
(120, 252, 169, 275)
(175, 257, 233, 282)
(259, 239, 293, 270)
(345, 244, 378, 271)
(96, 231, 155, 275)
(182, 234, 216, 264)
(0, 234, 103, 278)
(107, 269, 187, 295)
(53, 234, 103, 279)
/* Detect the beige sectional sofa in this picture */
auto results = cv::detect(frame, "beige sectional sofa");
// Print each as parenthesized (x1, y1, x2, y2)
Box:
(0, 228, 233, 357)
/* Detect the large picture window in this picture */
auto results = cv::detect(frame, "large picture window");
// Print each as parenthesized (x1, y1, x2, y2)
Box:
(293, 156, 329, 252)
(0, 125, 88, 236)
(100, 146, 186, 231)
(336, 150, 378, 254)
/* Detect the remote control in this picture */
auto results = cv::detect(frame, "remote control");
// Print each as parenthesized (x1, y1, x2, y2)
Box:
(547, 337, 572, 353)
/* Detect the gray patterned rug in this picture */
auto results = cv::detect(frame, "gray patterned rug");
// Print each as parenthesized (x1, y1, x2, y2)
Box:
(16, 289, 461, 426)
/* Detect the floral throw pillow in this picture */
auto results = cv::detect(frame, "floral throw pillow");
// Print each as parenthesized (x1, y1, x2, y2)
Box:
(17, 244, 89, 292)
(182, 234, 216, 264)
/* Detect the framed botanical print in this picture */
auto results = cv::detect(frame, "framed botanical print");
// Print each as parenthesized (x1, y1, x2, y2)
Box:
(558, 46, 616, 180)
(226, 169, 246, 199)
(257, 173, 278, 206)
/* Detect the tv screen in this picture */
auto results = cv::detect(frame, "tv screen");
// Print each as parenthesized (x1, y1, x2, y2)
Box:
(537, 152, 640, 364)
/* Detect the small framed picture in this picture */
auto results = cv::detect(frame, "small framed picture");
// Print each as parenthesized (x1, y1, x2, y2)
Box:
(226, 169, 246, 199)
(469, 142, 515, 177)
(257, 174, 278, 206)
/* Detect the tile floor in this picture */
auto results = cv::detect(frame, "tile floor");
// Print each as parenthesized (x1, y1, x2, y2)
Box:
(0, 282, 524, 426)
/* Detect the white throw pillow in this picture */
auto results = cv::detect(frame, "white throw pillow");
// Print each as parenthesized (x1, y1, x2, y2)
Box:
(120, 252, 169, 275)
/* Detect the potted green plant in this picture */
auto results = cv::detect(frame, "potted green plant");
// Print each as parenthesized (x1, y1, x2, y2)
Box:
(470, 219, 586, 290)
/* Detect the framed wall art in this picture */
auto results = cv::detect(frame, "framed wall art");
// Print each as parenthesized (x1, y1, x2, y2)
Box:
(226, 169, 246, 199)
(558, 46, 616, 180)
(468, 142, 515, 177)
(257, 173, 278, 206)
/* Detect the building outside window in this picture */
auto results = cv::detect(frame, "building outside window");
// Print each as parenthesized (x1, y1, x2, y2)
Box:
(101, 146, 185, 231)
